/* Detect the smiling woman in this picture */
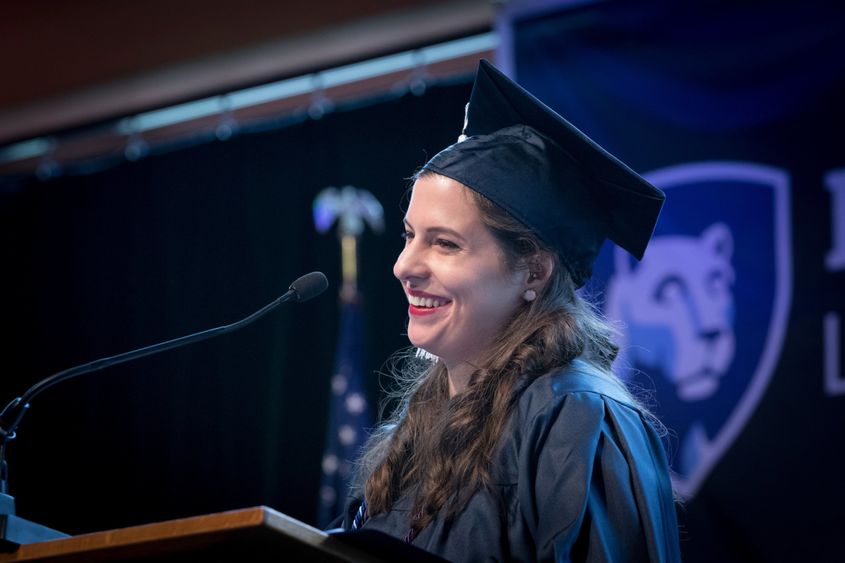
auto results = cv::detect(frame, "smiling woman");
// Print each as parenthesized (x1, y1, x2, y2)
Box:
(394, 174, 528, 395)
(340, 60, 681, 562)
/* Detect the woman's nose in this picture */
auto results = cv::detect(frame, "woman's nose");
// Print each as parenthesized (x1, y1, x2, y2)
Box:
(393, 243, 427, 282)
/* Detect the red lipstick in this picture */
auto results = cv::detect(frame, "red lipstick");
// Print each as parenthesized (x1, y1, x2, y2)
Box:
(405, 288, 451, 316)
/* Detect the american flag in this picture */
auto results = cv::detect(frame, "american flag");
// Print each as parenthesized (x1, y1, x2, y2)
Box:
(317, 296, 371, 527)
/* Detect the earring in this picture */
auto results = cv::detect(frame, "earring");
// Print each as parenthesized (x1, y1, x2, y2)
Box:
(523, 289, 536, 302)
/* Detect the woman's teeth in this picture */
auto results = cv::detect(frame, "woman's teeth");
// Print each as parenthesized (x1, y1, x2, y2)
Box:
(408, 295, 446, 308)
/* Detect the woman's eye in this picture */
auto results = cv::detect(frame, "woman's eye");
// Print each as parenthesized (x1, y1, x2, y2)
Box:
(401, 231, 414, 242)
(436, 239, 459, 250)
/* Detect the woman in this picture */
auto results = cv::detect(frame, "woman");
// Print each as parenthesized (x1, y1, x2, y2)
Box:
(343, 60, 681, 562)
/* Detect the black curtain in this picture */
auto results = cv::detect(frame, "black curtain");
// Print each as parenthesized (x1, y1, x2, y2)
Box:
(0, 79, 472, 533)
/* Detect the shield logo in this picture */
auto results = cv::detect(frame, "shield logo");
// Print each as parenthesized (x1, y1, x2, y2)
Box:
(587, 161, 792, 498)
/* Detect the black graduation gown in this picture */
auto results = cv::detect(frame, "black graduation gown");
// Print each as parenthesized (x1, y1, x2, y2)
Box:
(344, 359, 682, 562)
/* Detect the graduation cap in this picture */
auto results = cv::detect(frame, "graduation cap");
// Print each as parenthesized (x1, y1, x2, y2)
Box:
(421, 59, 665, 288)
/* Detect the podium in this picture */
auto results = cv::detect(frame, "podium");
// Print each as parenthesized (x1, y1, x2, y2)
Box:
(0, 506, 429, 562)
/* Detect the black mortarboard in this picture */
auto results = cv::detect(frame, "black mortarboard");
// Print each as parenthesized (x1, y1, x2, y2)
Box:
(421, 59, 665, 288)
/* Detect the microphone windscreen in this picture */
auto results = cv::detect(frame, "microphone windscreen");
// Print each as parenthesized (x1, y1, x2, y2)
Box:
(289, 271, 329, 302)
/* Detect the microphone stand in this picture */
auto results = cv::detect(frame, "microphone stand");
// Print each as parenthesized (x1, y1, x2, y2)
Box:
(0, 272, 327, 548)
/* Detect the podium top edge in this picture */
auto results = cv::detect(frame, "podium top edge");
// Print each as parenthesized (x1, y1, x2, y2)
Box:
(0, 506, 333, 562)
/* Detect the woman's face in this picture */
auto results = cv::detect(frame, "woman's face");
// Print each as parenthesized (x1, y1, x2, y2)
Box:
(393, 174, 526, 370)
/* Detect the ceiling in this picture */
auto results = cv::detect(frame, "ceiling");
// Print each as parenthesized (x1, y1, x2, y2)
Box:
(0, 0, 495, 144)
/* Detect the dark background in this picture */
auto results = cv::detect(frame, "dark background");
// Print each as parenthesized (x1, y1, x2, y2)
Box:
(0, 80, 472, 533)
(2, 1, 844, 561)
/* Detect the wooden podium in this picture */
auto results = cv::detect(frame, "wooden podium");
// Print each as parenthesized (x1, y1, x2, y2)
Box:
(0, 506, 410, 562)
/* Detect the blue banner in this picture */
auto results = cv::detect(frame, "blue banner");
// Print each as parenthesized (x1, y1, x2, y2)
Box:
(502, 2, 845, 560)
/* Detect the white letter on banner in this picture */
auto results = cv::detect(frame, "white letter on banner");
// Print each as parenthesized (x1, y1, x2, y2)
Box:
(826, 169, 845, 271)
(824, 313, 845, 396)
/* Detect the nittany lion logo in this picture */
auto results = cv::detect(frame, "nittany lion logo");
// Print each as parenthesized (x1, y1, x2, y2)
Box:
(590, 161, 792, 499)
(607, 223, 736, 403)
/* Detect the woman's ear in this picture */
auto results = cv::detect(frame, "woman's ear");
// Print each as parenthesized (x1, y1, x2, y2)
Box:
(525, 252, 554, 290)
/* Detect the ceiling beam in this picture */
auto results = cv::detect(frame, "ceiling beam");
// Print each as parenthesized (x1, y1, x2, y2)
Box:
(0, 0, 494, 145)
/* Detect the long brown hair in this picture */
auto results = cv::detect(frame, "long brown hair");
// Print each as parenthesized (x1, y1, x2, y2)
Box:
(358, 172, 629, 533)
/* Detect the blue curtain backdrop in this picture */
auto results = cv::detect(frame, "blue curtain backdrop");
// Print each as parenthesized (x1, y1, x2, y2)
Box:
(503, 1, 844, 561)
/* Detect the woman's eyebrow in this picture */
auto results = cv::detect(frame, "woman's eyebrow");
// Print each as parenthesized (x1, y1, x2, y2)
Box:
(403, 219, 466, 241)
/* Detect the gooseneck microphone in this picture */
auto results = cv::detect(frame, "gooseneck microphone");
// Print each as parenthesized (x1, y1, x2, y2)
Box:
(287, 271, 330, 303)
(0, 271, 328, 544)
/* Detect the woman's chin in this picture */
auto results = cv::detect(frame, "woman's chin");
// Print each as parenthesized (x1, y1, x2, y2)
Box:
(407, 334, 439, 358)
(408, 336, 430, 352)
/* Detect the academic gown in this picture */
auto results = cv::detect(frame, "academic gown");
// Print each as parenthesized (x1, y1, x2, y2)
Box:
(343, 359, 682, 562)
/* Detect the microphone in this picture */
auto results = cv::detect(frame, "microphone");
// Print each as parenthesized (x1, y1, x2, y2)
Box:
(0, 271, 329, 535)
(286, 271, 329, 303)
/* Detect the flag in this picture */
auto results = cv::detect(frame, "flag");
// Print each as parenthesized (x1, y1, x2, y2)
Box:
(317, 296, 371, 527)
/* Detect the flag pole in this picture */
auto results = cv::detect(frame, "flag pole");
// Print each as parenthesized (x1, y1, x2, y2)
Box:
(340, 234, 358, 303)
(312, 185, 383, 527)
